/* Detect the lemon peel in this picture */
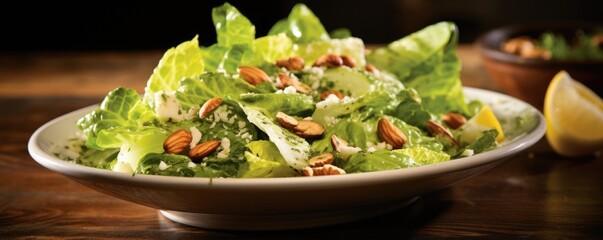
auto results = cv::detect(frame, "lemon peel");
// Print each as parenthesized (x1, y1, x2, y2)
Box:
(544, 70, 603, 157)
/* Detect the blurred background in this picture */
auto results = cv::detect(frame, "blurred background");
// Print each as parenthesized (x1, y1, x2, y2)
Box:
(1, 0, 601, 53)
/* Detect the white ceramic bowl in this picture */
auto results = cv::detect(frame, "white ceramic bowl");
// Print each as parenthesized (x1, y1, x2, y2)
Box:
(28, 87, 546, 231)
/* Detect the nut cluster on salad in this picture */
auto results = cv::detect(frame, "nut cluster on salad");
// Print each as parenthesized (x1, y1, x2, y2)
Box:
(62, 2, 505, 178)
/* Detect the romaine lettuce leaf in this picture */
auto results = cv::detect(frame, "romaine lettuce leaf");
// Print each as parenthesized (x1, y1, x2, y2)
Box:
(77, 87, 154, 149)
(344, 150, 414, 173)
(143, 36, 204, 106)
(238, 141, 297, 178)
(268, 3, 329, 44)
(176, 72, 257, 110)
(240, 105, 310, 170)
(96, 126, 169, 171)
(212, 2, 255, 47)
(239, 92, 315, 118)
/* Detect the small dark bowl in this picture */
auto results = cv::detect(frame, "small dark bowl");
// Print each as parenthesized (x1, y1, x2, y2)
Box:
(477, 21, 603, 109)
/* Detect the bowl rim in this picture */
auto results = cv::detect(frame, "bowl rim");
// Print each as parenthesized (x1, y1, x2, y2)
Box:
(476, 20, 603, 66)
(27, 87, 546, 191)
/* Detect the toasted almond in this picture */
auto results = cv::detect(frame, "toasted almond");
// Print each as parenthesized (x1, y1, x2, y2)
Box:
(442, 112, 467, 129)
(163, 129, 193, 154)
(320, 90, 344, 100)
(277, 73, 313, 93)
(364, 63, 378, 73)
(377, 118, 407, 149)
(276, 56, 305, 71)
(308, 153, 334, 167)
(426, 120, 457, 145)
(340, 55, 356, 68)
(330, 135, 348, 153)
(188, 140, 221, 162)
(276, 111, 299, 129)
(293, 120, 325, 138)
(238, 66, 271, 85)
(313, 54, 343, 68)
(303, 164, 346, 176)
(199, 98, 222, 119)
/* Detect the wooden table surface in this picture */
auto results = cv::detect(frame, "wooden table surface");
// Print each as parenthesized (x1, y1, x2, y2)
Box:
(1, 45, 602, 239)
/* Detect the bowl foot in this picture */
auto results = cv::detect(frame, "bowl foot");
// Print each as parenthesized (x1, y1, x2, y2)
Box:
(159, 197, 419, 231)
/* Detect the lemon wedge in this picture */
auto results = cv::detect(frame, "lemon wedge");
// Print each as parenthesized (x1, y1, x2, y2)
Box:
(458, 105, 505, 145)
(544, 70, 603, 157)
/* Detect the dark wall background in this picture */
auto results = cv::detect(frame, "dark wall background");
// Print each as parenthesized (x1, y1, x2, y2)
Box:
(2, 0, 601, 53)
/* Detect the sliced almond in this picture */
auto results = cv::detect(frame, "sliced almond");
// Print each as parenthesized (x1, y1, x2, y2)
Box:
(199, 98, 222, 119)
(293, 120, 325, 138)
(426, 120, 457, 145)
(163, 129, 193, 154)
(340, 55, 356, 68)
(330, 135, 348, 153)
(277, 73, 313, 94)
(276, 111, 299, 129)
(442, 112, 467, 129)
(238, 66, 271, 85)
(276, 56, 305, 71)
(364, 63, 378, 74)
(320, 90, 344, 100)
(377, 118, 407, 149)
(308, 153, 334, 167)
(302, 164, 346, 176)
(188, 140, 221, 162)
(313, 54, 343, 68)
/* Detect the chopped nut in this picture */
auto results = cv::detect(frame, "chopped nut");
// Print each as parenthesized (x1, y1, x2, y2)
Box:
(426, 120, 457, 145)
(364, 63, 379, 74)
(199, 98, 222, 119)
(276, 56, 305, 71)
(501, 36, 551, 60)
(276, 111, 299, 129)
(163, 129, 193, 154)
(320, 90, 344, 100)
(330, 135, 348, 153)
(302, 164, 346, 176)
(188, 140, 221, 162)
(277, 73, 313, 94)
(340, 55, 356, 68)
(313, 54, 343, 68)
(238, 66, 271, 85)
(308, 153, 334, 167)
(377, 118, 407, 149)
(293, 120, 325, 138)
(442, 112, 467, 129)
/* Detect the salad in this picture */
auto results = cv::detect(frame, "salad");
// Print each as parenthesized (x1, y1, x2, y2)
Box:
(62, 2, 505, 178)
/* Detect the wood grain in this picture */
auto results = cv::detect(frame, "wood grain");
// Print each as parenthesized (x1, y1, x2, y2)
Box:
(1, 46, 602, 239)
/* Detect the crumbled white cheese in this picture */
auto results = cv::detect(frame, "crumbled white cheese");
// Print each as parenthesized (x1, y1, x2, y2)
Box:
(238, 121, 247, 129)
(158, 161, 170, 170)
(189, 126, 202, 148)
(461, 149, 475, 157)
(367, 142, 390, 152)
(217, 137, 231, 159)
(316, 94, 341, 109)
(187, 161, 197, 168)
(283, 86, 297, 94)
(153, 91, 197, 122)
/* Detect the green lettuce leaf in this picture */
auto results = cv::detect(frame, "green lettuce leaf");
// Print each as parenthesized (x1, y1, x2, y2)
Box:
(143, 35, 204, 106)
(96, 126, 169, 171)
(212, 2, 255, 47)
(240, 105, 310, 170)
(77, 87, 153, 149)
(176, 72, 257, 110)
(268, 3, 329, 44)
(238, 141, 297, 178)
(239, 92, 315, 118)
(344, 150, 414, 173)
(394, 146, 450, 166)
